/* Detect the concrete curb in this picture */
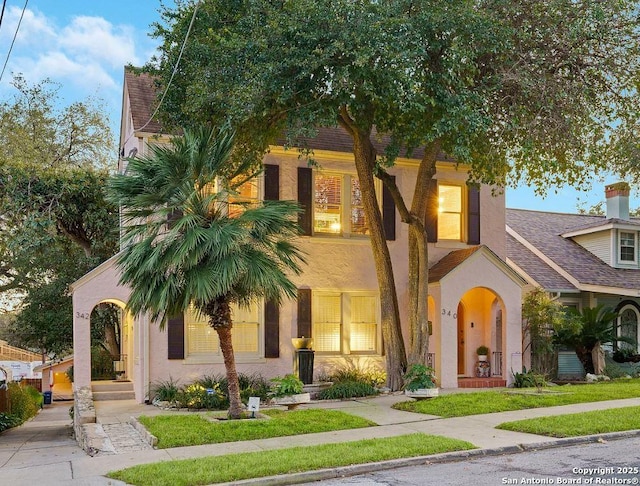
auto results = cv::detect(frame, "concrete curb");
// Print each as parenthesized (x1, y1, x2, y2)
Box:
(129, 416, 158, 448)
(220, 429, 640, 486)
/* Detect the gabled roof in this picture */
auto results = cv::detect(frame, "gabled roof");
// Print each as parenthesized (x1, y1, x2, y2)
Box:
(124, 68, 163, 134)
(506, 208, 640, 295)
(428, 246, 483, 283)
(428, 245, 526, 286)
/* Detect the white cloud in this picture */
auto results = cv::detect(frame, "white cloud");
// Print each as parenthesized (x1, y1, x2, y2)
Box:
(59, 16, 140, 69)
(0, 7, 143, 95)
(0, 6, 56, 46)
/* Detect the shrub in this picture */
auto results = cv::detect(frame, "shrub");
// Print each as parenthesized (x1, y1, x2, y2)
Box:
(8, 383, 39, 423)
(177, 383, 226, 410)
(512, 367, 545, 389)
(404, 364, 436, 391)
(318, 381, 378, 399)
(476, 345, 489, 356)
(66, 366, 74, 383)
(0, 413, 20, 433)
(200, 373, 271, 403)
(150, 377, 181, 402)
(270, 374, 304, 397)
(324, 360, 386, 388)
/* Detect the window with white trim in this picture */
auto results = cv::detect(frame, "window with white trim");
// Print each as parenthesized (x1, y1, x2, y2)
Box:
(313, 291, 380, 354)
(186, 303, 261, 358)
(314, 172, 369, 237)
(619, 231, 637, 263)
(438, 184, 463, 240)
(618, 305, 639, 353)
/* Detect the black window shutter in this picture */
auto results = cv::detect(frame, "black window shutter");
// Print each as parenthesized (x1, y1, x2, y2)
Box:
(297, 167, 313, 236)
(297, 288, 312, 338)
(167, 314, 185, 359)
(468, 185, 481, 245)
(264, 300, 280, 358)
(264, 164, 280, 201)
(382, 176, 396, 241)
(426, 179, 438, 243)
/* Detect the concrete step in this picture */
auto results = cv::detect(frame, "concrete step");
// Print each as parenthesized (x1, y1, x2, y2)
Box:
(458, 377, 507, 388)
(91, 381, 133, 393)
(93, 390, 136, 401)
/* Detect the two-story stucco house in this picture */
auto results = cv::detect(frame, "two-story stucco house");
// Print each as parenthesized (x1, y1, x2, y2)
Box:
(71, 69, 525, 403)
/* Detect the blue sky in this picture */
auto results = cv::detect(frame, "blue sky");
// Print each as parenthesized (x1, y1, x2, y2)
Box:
(0, 0, 626, 213)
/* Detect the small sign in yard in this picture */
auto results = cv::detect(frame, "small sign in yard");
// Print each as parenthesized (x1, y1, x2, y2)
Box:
(248, 396, 260, 418)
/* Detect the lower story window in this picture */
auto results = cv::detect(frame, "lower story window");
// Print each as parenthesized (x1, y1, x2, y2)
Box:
(313, 291, 379, 354)
(619, 305, 639, 353)
(186, 303, 261, 358)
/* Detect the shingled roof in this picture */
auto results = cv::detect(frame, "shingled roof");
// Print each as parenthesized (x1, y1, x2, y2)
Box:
(506, 208, 640, 292)
(428, 246, 483, 283)
(124, 68, 164, 134)
(123, 67, 455, 161)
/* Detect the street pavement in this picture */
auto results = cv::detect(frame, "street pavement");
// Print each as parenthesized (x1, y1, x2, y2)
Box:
(0, 392, 639, 485)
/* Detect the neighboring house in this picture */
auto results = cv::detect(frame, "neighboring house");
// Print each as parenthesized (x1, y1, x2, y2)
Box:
(506, 183, 640, 375)
(33, 355, 73, 400)
(71, 69, 525, 403)
(0, 340, 42, 382)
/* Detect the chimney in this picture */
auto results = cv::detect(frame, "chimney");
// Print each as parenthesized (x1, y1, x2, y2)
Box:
(605, 182, 630, 220)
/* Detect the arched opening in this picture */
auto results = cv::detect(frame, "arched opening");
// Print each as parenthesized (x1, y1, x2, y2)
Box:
(618, 303, 640, 353)
(457, 287, 505, 380)
(88, 299, 133, 382)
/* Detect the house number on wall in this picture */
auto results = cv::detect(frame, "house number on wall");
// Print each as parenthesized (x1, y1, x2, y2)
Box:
(441, 309, 457, 319)
(75, 312, 90, 320)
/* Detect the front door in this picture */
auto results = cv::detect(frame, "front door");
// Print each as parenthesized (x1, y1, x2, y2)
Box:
(457, 303, 465, 375)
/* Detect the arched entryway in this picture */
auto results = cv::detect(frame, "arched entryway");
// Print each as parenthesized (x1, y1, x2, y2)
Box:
(89, 300, 134, 382)
(456, 287, 505, 382)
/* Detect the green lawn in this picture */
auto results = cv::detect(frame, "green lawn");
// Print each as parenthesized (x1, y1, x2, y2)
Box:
(138, 409, 375, 448)
(393, 379, 640, 417)
(497, 406, 640, 437)
(108, 434, 476, 486)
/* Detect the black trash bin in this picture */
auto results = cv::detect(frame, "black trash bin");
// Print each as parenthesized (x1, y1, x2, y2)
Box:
(43, 391, 52, 405)
(297, 349, 315, 384)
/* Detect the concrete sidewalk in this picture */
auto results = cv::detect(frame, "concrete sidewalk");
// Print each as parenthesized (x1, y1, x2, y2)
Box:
(1, 393, 640, 485)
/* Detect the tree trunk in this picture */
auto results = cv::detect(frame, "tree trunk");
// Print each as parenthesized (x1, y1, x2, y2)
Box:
(349, 125, 407, 390)
(205, 297, 244, 419)
(406, 145, 439, 366)
(575, 345, 595, 375)
(217, 325, 244, 418)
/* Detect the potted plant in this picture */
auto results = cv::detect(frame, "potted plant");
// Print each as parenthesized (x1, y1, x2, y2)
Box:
(403, 364, 439, 399)
(269, 374, 310, 410)
(476, 345, 489, 362)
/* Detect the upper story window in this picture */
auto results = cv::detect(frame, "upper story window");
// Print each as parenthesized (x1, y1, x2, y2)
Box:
(228, 178, 259, 218)
(619, 231, 637, 263)
(313, 172, 368, 237)
(438, 184, 463, 240)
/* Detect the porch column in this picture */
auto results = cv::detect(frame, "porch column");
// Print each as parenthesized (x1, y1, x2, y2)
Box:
(505, 299, 523, 386)
(72, 293, 92, 390)
(439, 288, 459, 388)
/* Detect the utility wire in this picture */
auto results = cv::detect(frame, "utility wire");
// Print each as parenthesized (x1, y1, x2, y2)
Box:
(123, 0, 202, 150)
(0, 0, 29, 83)
(0, 0, 8, 32)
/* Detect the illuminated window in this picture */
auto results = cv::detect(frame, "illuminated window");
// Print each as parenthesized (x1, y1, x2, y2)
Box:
(186, 303, 261, 358)
(229, 178, 259, 218)
(313, 292, 379, 354)
(438, 184, 462, 240)
(314, 173, 369, 236)
(619, 231, 636, 263)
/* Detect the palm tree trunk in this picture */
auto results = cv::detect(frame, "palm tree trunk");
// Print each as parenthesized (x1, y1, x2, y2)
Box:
(205, 297, 244, 419)
(216, 325, 244, 418)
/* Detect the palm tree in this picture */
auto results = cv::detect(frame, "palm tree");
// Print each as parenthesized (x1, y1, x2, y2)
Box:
(554, 305, 635, 374)
(108, 124, 304, 418)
